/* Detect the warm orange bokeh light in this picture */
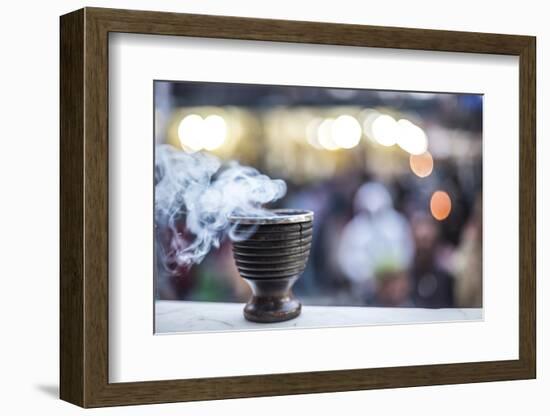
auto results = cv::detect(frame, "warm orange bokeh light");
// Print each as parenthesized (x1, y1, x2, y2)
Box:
(409, 151, 434, 178)
(430, 191, 452, 221)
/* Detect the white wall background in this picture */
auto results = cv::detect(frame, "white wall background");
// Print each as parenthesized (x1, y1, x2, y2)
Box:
(0, 0, 545, 414)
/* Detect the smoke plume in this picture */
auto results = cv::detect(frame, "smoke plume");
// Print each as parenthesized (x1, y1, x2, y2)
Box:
(155, 144, 287, 272)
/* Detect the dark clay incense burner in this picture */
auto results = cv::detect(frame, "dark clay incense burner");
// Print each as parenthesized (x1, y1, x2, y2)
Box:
(229, 209, 314, 323)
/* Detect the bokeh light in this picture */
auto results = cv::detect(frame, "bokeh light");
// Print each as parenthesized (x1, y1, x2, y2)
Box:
(371, 114, 398, 146)
(430, 191, 452, 221)
(178, 114, 204, 152)
(178, 113, 228, 152)
(317, 118, 339, 151)
(202, 115, 227, 151)
(306, 118, 323, 149)
(331, 115, 362, 149)
(396, 119, 428, 155)
(409, 151, 434, 178)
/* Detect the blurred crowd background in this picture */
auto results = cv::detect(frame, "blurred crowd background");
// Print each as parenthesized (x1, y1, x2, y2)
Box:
(154, 81, 483, 309)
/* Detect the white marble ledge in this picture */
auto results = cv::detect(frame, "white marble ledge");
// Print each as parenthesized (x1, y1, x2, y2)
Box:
(155, 300, 483, 334)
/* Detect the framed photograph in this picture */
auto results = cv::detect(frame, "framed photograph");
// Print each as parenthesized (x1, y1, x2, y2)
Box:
(60, 7, 536, 407)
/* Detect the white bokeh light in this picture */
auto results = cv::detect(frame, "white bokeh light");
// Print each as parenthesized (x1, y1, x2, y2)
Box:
(396, 119, 428, 155)
(178, 114, 204, 152)
(306, 118, 323, 149)
(202, 114, 227, 151)
(331, 115, 362, 149)
(178, 113, 228, 152)
(317, 118, 340, 151)
(371, 114, 398, 146)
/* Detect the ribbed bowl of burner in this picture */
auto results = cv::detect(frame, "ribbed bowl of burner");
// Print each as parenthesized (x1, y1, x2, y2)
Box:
(229, 209, 314, 323)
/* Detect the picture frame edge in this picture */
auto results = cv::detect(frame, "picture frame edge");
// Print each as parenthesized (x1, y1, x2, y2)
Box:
(59, 7, 537, 408)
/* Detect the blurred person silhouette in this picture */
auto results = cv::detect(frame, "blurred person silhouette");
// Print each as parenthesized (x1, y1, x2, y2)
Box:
(337, 182, 415, 306)
(409, 211, 455, 308)
(453, 194, 482, 307)
(288, 176, 362, 305)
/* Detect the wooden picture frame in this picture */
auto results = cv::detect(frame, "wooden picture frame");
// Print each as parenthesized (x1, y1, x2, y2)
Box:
(60, 7, 536, 408)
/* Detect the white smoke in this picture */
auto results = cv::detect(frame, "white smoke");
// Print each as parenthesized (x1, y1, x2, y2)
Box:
(155, 144, 287, 271)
